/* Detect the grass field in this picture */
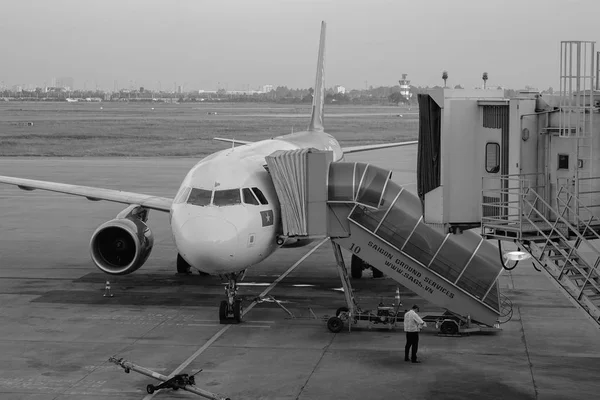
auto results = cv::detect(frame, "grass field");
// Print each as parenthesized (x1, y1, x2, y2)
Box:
(0, 102, 418, 157)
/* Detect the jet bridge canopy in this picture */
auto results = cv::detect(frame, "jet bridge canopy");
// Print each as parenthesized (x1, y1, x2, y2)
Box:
(265, 148, 332, 237)
(328, 162, 393, 209)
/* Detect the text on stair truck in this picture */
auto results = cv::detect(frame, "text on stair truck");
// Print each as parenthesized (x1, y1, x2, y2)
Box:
(366, 241, 455, 299)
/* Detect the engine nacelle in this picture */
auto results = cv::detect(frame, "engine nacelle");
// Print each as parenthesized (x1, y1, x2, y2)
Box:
(278, 236, 315, 248)
(90, 207, 154, 275)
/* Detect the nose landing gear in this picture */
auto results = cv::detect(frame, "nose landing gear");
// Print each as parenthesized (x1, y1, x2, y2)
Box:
(219, 271, 244, 324)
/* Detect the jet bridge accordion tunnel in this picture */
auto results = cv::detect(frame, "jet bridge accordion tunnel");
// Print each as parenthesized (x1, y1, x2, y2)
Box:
(265, 149, 509, 327)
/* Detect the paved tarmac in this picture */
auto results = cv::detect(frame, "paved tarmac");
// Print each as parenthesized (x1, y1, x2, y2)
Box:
(0, 147, 599, 400)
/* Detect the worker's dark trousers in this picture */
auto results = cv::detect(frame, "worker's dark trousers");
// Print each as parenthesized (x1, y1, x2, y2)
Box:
(405, 332, 419, 361)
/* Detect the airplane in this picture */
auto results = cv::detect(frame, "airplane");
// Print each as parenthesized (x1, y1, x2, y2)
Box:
(0, 21, 417, 323)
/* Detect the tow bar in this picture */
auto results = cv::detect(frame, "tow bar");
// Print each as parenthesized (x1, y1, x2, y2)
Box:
(108, 357, 231, 400)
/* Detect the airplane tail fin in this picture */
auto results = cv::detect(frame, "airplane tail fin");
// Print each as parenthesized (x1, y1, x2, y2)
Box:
(307, 21, 326, 132)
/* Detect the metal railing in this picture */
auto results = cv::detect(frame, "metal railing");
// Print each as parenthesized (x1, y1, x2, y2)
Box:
(481, 173, 547, 237)
(557, 176, 600, 225)
(556, 185, 600, 247)
(577, 177, 600, 206)
(519, 187, 600, 300)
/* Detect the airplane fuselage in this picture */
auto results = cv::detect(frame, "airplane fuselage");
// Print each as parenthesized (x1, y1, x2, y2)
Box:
(0, 20, 418, 324)
(169, 129, 343, 275)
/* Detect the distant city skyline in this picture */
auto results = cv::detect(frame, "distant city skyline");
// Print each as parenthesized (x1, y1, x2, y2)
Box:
(1, 78, 287, 93)
(2, 0, 599, 92)
(0, 73, 546, 94)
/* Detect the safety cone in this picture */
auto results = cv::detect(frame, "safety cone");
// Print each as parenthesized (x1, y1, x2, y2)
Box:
(395, 287, 401, 306)
(104, 280, 113, 297)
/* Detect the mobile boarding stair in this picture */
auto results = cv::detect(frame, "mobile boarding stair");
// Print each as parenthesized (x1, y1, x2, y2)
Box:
(265, 149, 511, 334)
(482, 175, 600, 329)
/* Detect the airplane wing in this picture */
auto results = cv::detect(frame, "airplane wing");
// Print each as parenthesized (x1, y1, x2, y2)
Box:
(0, 176, 172, 212)
(213, 137, 253, 146)
(214, 137, 418, 154)
(341, 140, 418, 154)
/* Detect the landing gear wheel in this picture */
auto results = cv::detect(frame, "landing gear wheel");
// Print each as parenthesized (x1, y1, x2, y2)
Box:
(336, 307, 349, 317)
(351, 255, 363, 279)
(219, 271, 244, 323)
(176, 254, 191, 274)
(440, 320, 459, 335)
(146, 384, 155, 394)
(219, 300, 228, 322)
(233, 299, 243, 323)
(372, 267, 384, 278)
(327, 316, 344, 333)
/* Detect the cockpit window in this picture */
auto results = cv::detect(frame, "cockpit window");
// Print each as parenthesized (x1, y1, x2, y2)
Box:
(174, 186, 191, 204)
(252, 187, 269, 205)
(242, 188, 260, 205)
(213, 189, 241, 206)
(187, 188, 212, 206)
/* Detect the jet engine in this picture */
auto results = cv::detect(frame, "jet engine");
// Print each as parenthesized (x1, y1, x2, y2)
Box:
(276, 236, 314, 248)
(90, 205, 154, 275)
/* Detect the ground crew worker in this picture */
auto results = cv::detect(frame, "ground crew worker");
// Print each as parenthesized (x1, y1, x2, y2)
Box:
(404, 305, 426, 363)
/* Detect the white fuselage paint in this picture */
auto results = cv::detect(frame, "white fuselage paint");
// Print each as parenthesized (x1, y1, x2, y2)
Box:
(169, 130, 342, 275)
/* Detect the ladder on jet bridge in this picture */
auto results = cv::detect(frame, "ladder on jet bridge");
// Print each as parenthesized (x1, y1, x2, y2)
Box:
(265, 150, 510, 328)
(482, 180, 600, 328)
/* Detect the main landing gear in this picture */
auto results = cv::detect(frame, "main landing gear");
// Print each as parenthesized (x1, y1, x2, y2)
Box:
(177, 253, 210, 276)
(219, 271, 245, 324)
(177, 253, 192, 274)
(351, 254, 383, 279)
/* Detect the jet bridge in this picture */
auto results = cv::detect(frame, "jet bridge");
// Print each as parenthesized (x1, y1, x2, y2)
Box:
(265, 149, 509, 327)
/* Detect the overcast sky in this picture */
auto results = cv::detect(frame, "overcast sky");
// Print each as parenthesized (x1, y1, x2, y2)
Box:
(1, 0, 599, 91)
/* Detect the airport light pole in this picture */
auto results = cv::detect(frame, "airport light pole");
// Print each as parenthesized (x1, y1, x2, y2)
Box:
(482, 72, 488, 89)
(442, 71, 448, 88)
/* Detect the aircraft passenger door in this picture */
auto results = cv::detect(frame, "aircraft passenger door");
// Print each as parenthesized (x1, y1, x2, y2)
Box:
(481, 105, 509, 220)
(548, 133, 575, 216)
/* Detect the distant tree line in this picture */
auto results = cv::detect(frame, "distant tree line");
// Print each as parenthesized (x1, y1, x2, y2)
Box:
(0, 85, 557, 104)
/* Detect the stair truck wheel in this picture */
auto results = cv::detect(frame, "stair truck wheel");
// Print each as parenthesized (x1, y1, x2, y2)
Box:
(146, 384, 155, 394)
(372, 267, 384, 278)
(327, 316, 344, 333)
(351, 255, 363, 279)
(440, 320, 459, 335)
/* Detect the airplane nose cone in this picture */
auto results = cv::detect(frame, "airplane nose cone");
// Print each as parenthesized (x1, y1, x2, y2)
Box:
(174, 216, 239, 270)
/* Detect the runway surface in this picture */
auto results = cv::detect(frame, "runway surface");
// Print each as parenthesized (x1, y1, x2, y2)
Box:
(1, 147, 599, 399)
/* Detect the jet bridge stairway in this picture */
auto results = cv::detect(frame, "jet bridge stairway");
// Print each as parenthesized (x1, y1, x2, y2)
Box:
(482, 184, 600, 328)
(265, 149, 509, 328)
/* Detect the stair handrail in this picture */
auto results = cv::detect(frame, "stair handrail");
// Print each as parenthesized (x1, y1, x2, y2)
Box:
(520, 190, 600, 294)
(556, 185, 600, 244)
(521, 197, 598, 288)
(519, 190, 569, 250)
(519, 188, 597, 256)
